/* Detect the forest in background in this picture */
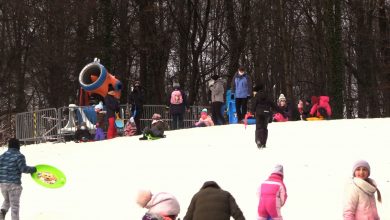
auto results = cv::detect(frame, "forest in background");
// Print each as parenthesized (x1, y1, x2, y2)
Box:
(1, 0, 389, 119)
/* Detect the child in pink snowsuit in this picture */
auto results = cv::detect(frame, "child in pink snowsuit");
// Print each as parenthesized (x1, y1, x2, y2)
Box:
(257, 164, 287, 220)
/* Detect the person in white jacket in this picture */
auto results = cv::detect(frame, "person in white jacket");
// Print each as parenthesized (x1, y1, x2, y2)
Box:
(343, 160, 381, 220)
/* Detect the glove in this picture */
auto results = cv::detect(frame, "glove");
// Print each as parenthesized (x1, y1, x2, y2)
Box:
(32, 166, 37, 173)
(231, 94, 234, 99)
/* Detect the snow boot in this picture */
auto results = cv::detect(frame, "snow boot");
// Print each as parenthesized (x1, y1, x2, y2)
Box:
(139, 135, 148, 140)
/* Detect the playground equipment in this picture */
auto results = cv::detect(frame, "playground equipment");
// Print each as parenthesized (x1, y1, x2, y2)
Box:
(79, 58, 122, 105)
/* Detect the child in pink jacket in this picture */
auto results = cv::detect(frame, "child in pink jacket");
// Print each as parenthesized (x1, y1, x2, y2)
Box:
(257, 164, 287, 220)
(343, 160, 381, 220)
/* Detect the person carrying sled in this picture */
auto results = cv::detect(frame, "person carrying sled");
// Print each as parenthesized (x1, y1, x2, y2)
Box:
(136, 189, 180, 220)
(94, 101, 106, 141)
(251, 83, 282, 148)
(167, 82, 188, 130)
(257, 164, 287, 220)
(104, 84, 120, 139)
(194, 108, 214, 127)
(139, 113, 168, 140)
(0, 138, 37, 220)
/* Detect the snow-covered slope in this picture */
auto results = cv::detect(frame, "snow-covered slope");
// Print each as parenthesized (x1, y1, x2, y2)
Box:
(2, 118, 389, 220)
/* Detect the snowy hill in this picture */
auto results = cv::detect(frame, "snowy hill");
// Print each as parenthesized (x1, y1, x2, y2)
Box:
(2, 118, 390, 220)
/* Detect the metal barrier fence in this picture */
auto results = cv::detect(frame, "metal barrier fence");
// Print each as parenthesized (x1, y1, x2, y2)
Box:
(15, 105, 211, 144)
(16, 108, 59, 144)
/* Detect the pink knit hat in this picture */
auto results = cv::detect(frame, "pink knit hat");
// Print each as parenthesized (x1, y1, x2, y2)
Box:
(352, 160, 370, 177)
(272, 164, 284, 176)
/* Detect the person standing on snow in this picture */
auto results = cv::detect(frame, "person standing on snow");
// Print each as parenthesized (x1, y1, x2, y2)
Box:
(168, 82, 188, 130)
(251, 83, 281, 148)
(208, 75, 226, 125)
(129, 80, 145, 135)
(104, 84, 120, 139)
(0, 138, 37, 220)
(343, 160, 381, 220)
(230, 66, 253, 123)
(257, 164, 287, 220)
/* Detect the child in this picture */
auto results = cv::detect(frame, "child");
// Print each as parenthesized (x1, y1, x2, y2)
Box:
(74, 122, 93, 142)
(0, 138, 37, 220)
(194, 108, 214, 127)
(124, 117, 137, 136)
(343, 160, 381, 220)
(94, 102, 106, 141)
(136, 189, 180, 220)
(139, 113, 167, 140)
(257, 164, 287, 220)
(251, 84, 282, 148)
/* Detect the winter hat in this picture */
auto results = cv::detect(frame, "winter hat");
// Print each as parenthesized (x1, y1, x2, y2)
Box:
(211, 75, 219, 81)
(173, 82, 180, 89)
(94, 102, 103, 111)
(80, 122, 87, 130)
(253, 83, 264, 92)
(129, 117, 135, 123)
(278, 94, 286, 102)
(136, 189, 152, 208)
(201, 108, 208, 113)
(272, 164, 284, 176)
(8, 138, 20, 150)
(352, 160, 370, 177)
(152, 113, 161, 120)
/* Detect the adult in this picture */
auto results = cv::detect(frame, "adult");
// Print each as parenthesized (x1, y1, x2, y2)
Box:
(183, 181, 245, 220)
(168, 82, 188, 130)
(231, 66, 253, 123)
(209, 75, 226, 125)
(0, 138, 37, 220)
(129, 80, 145, 135)
(104, 84, 120, 139)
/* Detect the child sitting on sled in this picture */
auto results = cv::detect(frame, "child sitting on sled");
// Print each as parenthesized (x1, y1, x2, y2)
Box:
(139, 113, 168, 140)
(194, 108, 214, 127)
(124, 117, 137, 136)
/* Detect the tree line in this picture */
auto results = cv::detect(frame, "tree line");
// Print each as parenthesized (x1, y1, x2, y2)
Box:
(1, 0, 389, 119)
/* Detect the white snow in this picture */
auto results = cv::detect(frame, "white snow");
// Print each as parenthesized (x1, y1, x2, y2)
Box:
(1, 118, 390, 220)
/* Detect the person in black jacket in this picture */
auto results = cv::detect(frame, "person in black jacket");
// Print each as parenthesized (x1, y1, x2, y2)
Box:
(183, 181, 245, 220)
(251, 83, 282, 149)
(129, 80, 145, 135)
(104, 84, 120, 139)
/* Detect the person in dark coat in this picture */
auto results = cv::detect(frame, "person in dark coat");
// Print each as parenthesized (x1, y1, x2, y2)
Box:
(104, 84, 120, 139)
(167, 83, 188, 130)
(251, 84, 282, 148)
(0, 138, 36, 220)
(183, 181, 245, 220)
(129, 80, 145, 135)
(74, 122, 93, 142)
